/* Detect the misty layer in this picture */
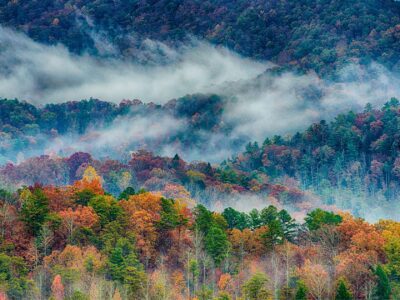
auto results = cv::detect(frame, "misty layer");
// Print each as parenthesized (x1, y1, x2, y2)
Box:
(0, 26, 267, 104)
(2, 26, 400, 151)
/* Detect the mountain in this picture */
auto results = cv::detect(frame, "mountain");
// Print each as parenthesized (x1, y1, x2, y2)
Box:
(0, 95, 245, 164)
(3, 97, 400, 220)
(1, 0, 400, 74)
(2, 1, 400, 299)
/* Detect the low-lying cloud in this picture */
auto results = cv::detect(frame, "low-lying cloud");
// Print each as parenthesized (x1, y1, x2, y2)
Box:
(2, 26, 400, 162)
(0, 26, 268, 104)
(221, 63, 400, 141)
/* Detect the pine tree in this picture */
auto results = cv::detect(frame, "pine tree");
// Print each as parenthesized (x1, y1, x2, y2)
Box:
(374, 265, 391, 299)
(335, 278, 352, 300)
(295, 281, 308, 300)
(20, 188, 50, 236)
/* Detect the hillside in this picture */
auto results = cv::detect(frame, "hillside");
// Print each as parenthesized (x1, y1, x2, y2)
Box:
(2, 1, 400, 299)
(1, 0, 400, 74)
(0, 95, 244, 164)
(0, 167, 398, 299)
(3, 98, 400, 220)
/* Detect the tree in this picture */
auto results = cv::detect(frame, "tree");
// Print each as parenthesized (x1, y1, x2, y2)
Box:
(205, 226, 230, 266)
(118, 186, 135, 200)
(0, 253, 31, 300)
(73, 166, 103, 195)
(242, 272, 270, 300)
(59, 206, 99, 242)
(335, 278, 352, 300)
(278, 209, 297, 241)
(88, 195, 122, 227)
(20, 187, 49, 236)
(222, 207, 250, 230)
(295, 281, 308, 300)
(196, 285, 213, 300)
(73, 189, 96, 206)
(158, 198, 180, 230)
(107, 238, 146, 298)
(51, 274, 65, 300)
(194, 204, 214, 234)
(262, 218, 284, 249)
(374, 265, 391, 299)
(297, 260, 329, 300)
(305, 209, 342, 231)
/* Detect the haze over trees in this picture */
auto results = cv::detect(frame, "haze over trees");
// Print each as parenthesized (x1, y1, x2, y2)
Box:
(1, 0, 400, 74)
(1, 0, 400, 298)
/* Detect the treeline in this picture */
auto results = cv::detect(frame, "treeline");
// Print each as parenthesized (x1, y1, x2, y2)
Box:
(220, 98, 400, 215)
(1, 0, 400, 74)
(0, 149, 308, 217)
(5, 98, 400, 217)
(0, 95, 238, 165)
(0, 165, 399, 299)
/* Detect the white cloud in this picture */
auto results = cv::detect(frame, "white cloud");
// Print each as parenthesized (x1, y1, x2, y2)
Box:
(0, 26, 268, 104)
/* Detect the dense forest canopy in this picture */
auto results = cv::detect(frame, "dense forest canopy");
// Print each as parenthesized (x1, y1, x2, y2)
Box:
(2, 0, 400, 299)
(3, 98, 400, 220)
(1, 0, 400, 74)
(0, 166, 399, 299)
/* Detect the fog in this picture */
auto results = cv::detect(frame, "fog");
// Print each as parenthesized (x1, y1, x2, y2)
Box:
(2, 26, 400, 220)
(0, 26, 267, 104)
(2, 26, 400, 146)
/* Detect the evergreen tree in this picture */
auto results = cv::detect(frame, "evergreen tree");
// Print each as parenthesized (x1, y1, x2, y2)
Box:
(118, 186, 135, 200)
(335, 278, 352, 300)
(20, 188, 49, 236)
(374, 265, 391, 299)
(295, 281, 308, 300)
(204, 226, 230, 265)
(304, 208, 342, 231)
(242, 273, 270, 300)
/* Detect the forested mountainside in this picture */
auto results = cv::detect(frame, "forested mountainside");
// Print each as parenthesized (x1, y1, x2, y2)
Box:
(0, 165, 399, 300)
(1, 0, 400, 74)
(222, 97, 400, 216)
(3, 98, 400, 219)
(0, 95, 243, 164)
(3, 0, 400, 299)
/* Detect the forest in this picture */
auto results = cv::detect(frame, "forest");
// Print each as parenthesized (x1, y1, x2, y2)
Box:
(0, 98, 400, 298)
(1, 0, 400, 75)
(0, 165, 398, 299)
(2, 0, 400, 299)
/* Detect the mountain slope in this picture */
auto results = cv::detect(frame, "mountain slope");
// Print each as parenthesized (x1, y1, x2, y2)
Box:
(1, 0, 400, 74)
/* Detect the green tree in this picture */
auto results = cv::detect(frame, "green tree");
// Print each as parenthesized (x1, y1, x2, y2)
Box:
(196, 285, 213, 300)
(242, 272, 270, 300)
(158, 198, 180, 230)
(0, 253, 31, 300)
(304, 209, 342, 231)
(215, 291, 231, 300)
(278, 209, 297, 241)
(73, 189, 95, 206)
(262, 219, 284, 249)
(118, 186, 136, 200)
(194, 204, 214, 234)
(88, 195, 123, 227)
(222, 207, 250, 230)
(335, 278, 352, 300)
(374, 265, 391, 299)
(20, 188, 49, 236)
(67, 291, 89, 300)
(107, 238, 146, 298)
(204, 226, 230, 266)
(295, 280, 308, 300)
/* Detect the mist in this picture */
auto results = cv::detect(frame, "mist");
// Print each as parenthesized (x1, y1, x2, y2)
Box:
(0, 26, 268, 104)
(2, 26, 400, 144)
(2, 25, 400, 165)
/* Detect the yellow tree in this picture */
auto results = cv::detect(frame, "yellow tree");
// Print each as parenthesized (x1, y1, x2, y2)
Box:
(74, 166, 104, 195)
